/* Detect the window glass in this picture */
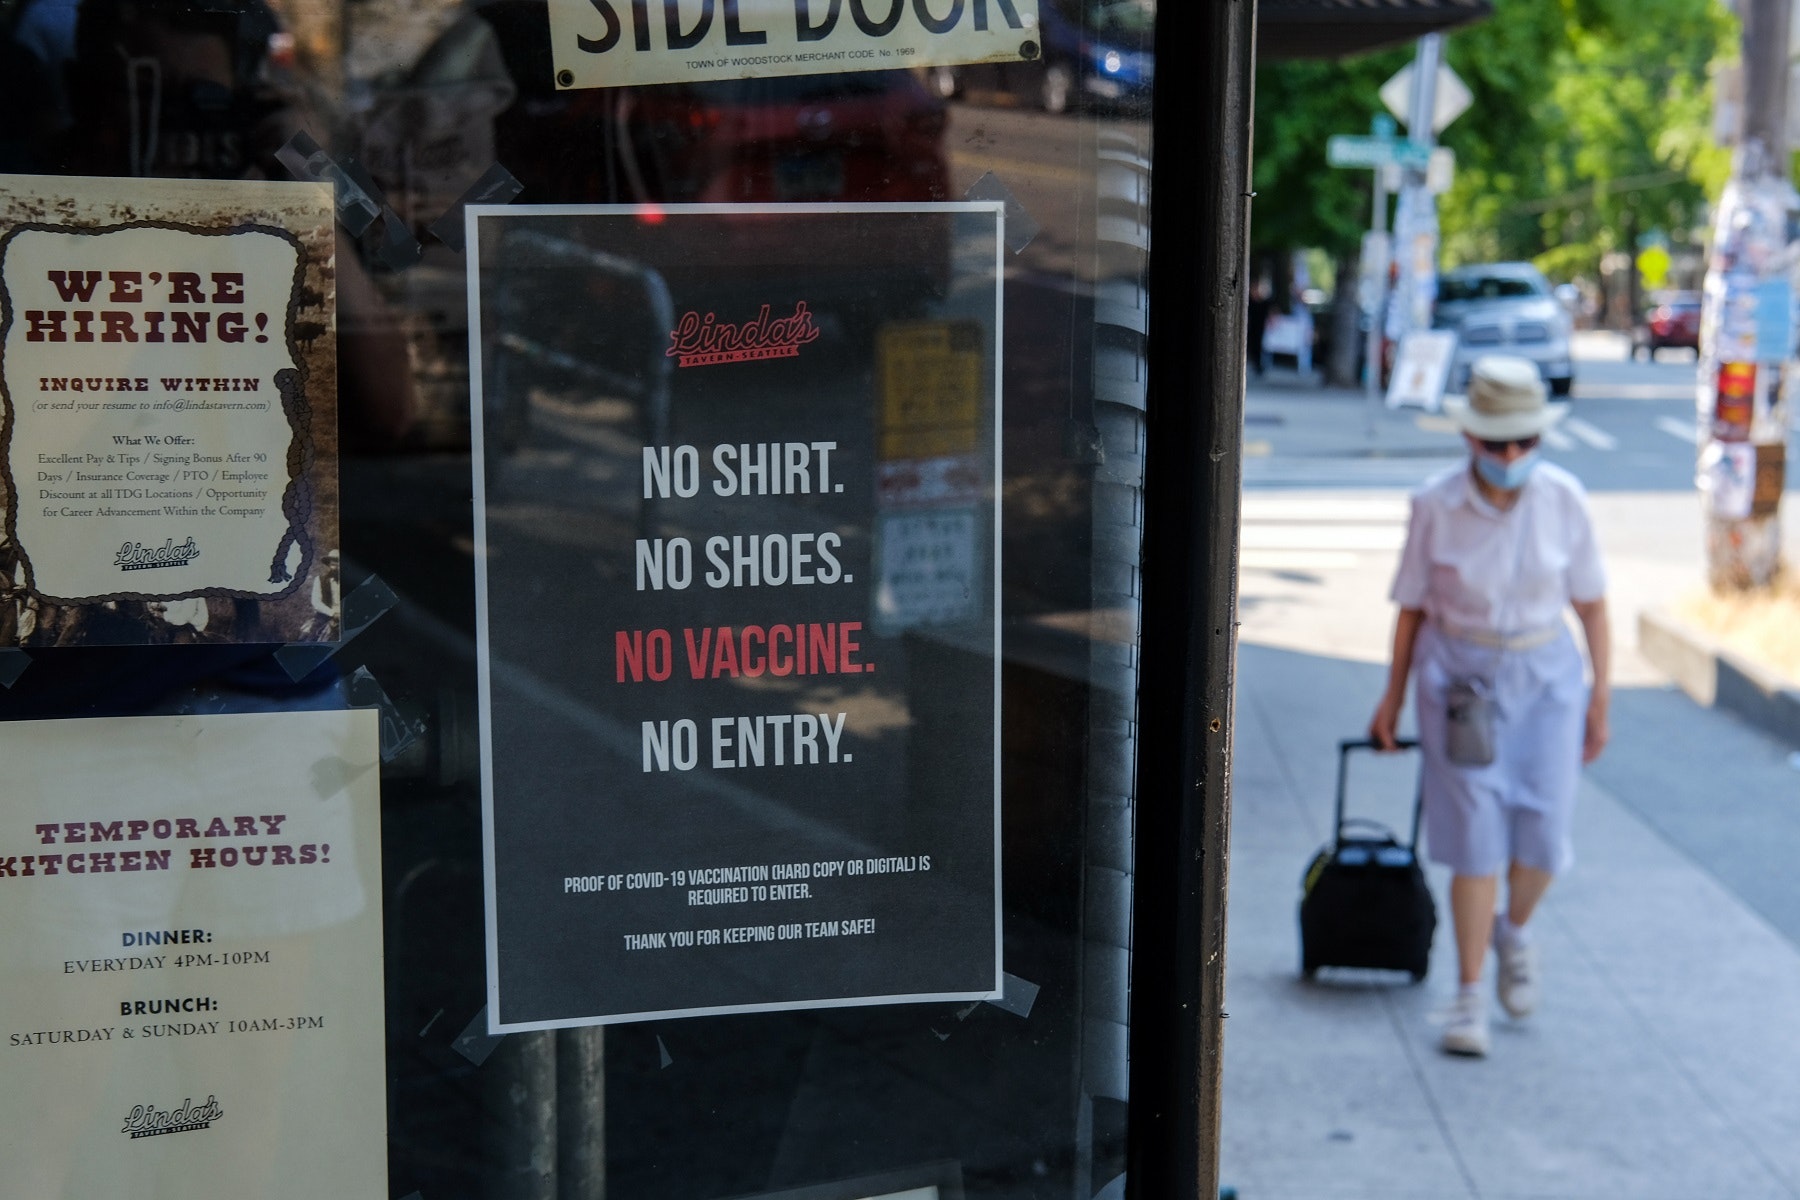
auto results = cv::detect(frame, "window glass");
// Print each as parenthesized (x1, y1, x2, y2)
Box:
(0, 1, 1157, 1196)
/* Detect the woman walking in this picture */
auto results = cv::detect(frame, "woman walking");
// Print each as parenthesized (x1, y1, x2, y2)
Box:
(1369, 354, 1611, 1057)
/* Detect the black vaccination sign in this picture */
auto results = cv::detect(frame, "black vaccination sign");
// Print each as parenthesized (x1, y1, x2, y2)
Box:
(469, 204, 1003, 1029)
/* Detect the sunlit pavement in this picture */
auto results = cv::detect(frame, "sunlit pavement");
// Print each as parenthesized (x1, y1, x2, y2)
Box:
(1220, 343, 1800, 1198)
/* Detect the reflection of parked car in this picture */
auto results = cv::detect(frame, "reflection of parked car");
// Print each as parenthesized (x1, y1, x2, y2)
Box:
(1633, 291, 1702, 358)
(927, 0, 1154, 114)
(1434, 262, 1574, 395)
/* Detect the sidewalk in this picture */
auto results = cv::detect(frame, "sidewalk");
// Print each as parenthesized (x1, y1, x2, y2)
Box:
(1219, 645, 1800, 1199)
(1220, 377, 1800, 1197)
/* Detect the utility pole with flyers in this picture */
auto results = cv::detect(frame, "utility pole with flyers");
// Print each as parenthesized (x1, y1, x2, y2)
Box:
(1698, 0, 1794, 588)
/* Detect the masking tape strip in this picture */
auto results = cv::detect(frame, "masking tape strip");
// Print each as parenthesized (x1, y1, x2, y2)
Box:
(984, 971, 1040, 1018)
(367, 205, 423, 272)
(0, 648, 30, 688)
(429, 164, 526, 253)
(275, 575, 400, 681)
(347, 666, 425, 762)
(275, 131, 383, 239)
(452, 1005, 507, 1066)
(964, 171, 1041, 254)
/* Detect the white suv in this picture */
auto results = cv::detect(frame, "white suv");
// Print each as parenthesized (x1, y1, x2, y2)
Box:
(1434, 262, 1575, 395)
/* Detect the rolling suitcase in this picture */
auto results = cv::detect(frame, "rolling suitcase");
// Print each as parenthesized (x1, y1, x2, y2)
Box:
(1299, 738, 1436, 981)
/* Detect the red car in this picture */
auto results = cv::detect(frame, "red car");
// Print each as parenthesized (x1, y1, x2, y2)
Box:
(1637, 292, 1701, 357)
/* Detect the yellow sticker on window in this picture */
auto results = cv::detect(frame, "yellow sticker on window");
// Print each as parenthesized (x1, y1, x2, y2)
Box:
(878, 320, 984, 459)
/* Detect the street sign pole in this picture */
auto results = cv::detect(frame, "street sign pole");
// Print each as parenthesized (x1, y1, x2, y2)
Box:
(1364, 165, 1389, 437)
(1393, 35, 1443, 341)
(1326, 116, 1423, 438)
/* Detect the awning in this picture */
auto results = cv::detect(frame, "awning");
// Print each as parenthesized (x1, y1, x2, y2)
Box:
(1259, 0, 1493, 60)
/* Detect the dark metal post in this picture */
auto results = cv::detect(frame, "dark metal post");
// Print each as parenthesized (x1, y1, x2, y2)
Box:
(557, 1027, 606, 1199)
(1128, 0, 1255, 1198)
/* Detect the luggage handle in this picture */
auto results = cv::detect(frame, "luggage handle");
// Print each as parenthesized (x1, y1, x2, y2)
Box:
(1336, 738, 1424, 850)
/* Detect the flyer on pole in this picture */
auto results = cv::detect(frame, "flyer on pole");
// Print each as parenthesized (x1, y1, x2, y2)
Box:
(468, 203, 1003, 1030)
(0, 174, 340, 647)
(0, 710, 386, 1199)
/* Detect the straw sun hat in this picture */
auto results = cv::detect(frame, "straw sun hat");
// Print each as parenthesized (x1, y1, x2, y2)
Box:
(1442, 355, 1569, 441)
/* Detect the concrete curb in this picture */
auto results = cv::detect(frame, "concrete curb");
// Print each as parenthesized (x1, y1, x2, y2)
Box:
(1639, 608, 1800, 748)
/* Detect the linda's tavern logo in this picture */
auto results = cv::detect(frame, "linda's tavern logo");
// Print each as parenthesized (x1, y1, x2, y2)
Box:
(666, 301, 821, 368)
(114, 537, 201, 572)
(121, 1095, 222, 1139)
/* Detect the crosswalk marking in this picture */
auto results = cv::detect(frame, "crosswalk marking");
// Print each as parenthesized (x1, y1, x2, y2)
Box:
(1241, 550, 1363, 571)
(1241, 496, 1410, 522)
(1239, 494, 1407, 573)
(1571, 382, 1694, 401)
(1656, 416, 1699, 445)
(1241, 524, 1406, 551)
(1563, 417, 1618, 450)
(1244, 457, 1462, 488)
(1245, 410, 1706, 495)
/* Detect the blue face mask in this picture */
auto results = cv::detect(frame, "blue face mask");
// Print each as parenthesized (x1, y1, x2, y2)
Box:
(1474, 449, 1539, 491)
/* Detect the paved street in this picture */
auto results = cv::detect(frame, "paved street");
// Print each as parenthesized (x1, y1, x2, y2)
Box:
(1220, 341, 1800, 1198)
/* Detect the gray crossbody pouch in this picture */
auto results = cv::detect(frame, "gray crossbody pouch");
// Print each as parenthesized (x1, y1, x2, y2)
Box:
(1442, 504, 1529, 768)
(1444, 677, 1496, 766)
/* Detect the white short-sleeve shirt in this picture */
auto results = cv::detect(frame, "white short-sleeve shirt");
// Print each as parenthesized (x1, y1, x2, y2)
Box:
(1389, 460, 1605, 632)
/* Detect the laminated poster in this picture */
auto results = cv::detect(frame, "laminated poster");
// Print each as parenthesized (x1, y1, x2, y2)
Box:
(0, 709, 385, 1199)
(469, 203, 1003, 1029)
(0, 174, 340, 647)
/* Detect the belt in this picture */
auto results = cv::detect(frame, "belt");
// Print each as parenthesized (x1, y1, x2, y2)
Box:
(1432, 618, 1563, 652)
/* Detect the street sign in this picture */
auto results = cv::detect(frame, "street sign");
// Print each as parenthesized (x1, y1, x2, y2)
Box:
(1380, 62, 1473, 134)
(1636, 244, 1672, 290)
(1326, 135, 1433, 170)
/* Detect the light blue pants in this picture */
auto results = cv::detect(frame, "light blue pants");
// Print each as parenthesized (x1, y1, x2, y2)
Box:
(1413, 622, 1587, 876)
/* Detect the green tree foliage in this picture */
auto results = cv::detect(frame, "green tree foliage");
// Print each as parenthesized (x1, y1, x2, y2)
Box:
(1251, 47, 1411, 260)
(1251, 0, 1734, 279)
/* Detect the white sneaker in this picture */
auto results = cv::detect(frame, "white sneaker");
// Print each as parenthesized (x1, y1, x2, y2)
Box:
(1440, 989, 1489, 1058)
(1494, 917, 1539, 1019)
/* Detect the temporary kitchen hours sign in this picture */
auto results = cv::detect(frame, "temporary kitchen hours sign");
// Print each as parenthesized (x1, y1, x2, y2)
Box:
(469, 203, 1003, 1029)
(548, 0, 1043, 89)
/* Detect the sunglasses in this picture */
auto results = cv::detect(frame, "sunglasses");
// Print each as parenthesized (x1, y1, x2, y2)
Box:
(1477, 435, 1539, 454)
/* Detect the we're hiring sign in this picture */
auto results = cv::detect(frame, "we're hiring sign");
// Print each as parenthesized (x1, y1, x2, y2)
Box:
(548, 0, 1043, 89)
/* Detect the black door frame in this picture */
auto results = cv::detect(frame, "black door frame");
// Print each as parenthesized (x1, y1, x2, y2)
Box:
(1128, 1, 1256, 1196)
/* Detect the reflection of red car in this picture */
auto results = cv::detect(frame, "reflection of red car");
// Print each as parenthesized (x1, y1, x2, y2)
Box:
(629, 74, 949, 205)
(367, 3, 952, 306)
(624, 73, 954, 312)
(1636, 292, 1701, 357)
(348, 1, 955, 441)
(374, 3, 948, 213)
